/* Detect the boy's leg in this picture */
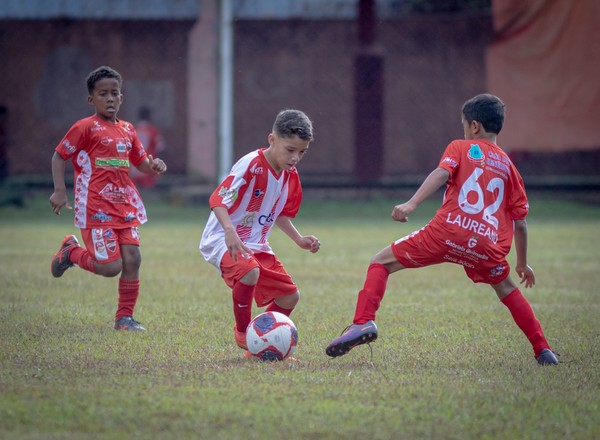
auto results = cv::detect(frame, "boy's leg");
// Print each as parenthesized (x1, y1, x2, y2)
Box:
(221, 253, 261, 350)
(500, 287, 552, 359)
(353, 262, 390, 324)
(114, 230, 144, 330)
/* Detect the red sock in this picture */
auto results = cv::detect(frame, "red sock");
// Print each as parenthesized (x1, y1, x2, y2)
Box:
(116, 278, 140, 320)
(353, 263, 390, 324)
(501, 288, 550, 357)
(232, 281, 255, 333)
(266, 300, 294, 317)
(69, 246, 96, 273)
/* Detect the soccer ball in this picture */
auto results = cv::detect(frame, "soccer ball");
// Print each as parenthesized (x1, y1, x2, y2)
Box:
(246, 312, 298, 361)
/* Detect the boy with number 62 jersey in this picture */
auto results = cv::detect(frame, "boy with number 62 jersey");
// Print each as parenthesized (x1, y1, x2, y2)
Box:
(326, 94, 558, 365)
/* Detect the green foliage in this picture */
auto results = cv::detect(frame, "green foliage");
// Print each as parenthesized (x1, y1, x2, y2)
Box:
(1, 194, 599, 439)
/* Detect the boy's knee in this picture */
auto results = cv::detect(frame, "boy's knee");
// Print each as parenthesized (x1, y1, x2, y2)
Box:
(240, 267, 260, 285)
(97, 260, 123, 277)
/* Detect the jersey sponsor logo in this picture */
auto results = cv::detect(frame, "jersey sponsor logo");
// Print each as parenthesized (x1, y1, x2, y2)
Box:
(489, 264, 505, 277)
(92, 210, 113, 222)
(443, 254, 475, 268)
(468, 235, 478, 248)
(101, 137, 112, 146)
(95, 157, 130, 168)
(99, 183, 127, 204)
(116, 139, 127, 153)
(254, 189, 264, 197)
(441, 156, 458, 168)
(62, 139, 76, 154)
(124, 213, 137, 222)
(258, 212, 275, 226)
(240, 212, 256, 227)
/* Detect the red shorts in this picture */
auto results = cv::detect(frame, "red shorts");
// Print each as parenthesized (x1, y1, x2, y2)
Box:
(80, 227, 140, 263)
(390, 223, 510, 285)
(220, 251, 297, 307)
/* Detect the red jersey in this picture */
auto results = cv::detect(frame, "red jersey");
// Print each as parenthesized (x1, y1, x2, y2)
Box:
(200, 148, 302, 270)
(433, 139, 529, 263)
(55, 115, 148, 229)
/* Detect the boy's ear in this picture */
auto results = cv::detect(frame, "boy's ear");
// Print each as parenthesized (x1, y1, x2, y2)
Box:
(87, 96, 94, 106)
(267, 132, 275, 146)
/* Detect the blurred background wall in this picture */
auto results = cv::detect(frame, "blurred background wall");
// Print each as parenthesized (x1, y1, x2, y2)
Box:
(0, 0, 598, 190)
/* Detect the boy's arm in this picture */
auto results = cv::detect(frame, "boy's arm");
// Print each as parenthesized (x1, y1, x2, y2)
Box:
(392, 167, 449, 222)
(49, 152, 72, 215)
(135, 154, 167, 175)
(276, 216, 320, 253)
(212, 206, 253, 261)
(513, 218, 535, 288)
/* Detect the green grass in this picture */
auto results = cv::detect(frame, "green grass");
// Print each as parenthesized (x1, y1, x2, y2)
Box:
(1, 192, 599, 439)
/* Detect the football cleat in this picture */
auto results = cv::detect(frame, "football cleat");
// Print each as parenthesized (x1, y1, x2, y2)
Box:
(325, 320, 378, 358)
(114, 316, 146, 331)
(234, 325, 248, 350)
(50, 235, 79, 278)
(536, 348, 559, 365)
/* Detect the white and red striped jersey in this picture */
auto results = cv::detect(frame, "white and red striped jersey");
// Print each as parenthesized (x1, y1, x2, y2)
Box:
(200, 148, 302, 270)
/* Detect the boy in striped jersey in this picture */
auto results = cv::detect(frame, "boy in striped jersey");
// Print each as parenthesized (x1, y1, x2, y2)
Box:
(200, 109, 320, 354)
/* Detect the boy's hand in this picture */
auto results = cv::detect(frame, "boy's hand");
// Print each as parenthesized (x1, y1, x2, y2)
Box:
(148, 154, 167, 174)
(50, 190, 72, 215)
(392, 201, 416, 222)
(516, 264, 536, 288)
(224, 229, 253, 262)
(297, 235, 320, 253)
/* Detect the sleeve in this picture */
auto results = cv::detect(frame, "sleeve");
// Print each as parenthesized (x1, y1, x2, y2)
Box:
(280, 169, 303, 218)
(208, 155, 253, 211)
(129, 125, 147, 167)
(506, 165, 529, 220)
(55, 121, 86, 160)
(437, 140, 461, 182)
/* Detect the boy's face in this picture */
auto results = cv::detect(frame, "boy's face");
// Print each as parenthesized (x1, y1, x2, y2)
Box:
(265, 133, 310, 173)
(88, 77, 122, 122)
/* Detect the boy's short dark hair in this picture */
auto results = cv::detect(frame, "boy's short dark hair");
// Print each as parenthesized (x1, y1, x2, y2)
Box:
(462, 94, 505, 134)
(86, 66, 122, 95)
(272, 109, 314, 141)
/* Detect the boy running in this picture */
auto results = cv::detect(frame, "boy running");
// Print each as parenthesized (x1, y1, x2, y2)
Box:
(50, 66, 167, 330)
(325, 94, 558, 365)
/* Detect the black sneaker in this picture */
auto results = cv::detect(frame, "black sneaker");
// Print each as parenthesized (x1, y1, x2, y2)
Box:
(50, 235, 79, 278)
(536, 348, 559, 365)
(325, 320, 378, 357)
(114, 316, 146, 331)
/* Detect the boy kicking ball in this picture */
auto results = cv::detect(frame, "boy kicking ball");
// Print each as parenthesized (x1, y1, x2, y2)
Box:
(326, 94, 558, 365)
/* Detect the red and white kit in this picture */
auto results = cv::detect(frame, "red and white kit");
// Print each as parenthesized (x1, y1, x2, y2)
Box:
(55, 115, 148, 229)
(392, 139, 529, 284)
(200, 148, 302, 272)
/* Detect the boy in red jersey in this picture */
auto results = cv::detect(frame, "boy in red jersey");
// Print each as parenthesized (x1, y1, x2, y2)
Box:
(49, 66, 167, 331)
(200, 109, 320, 355)
(325, 94, 559, 365)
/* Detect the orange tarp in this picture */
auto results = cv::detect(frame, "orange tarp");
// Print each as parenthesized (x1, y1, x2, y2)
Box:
(487, 0, 600, 151)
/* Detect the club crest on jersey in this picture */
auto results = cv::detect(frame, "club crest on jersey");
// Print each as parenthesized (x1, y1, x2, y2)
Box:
(467, 144, 485, 167)
(218, 186, 238, 202)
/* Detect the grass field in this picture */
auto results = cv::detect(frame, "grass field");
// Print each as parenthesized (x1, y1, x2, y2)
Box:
(1, 191, 599, 439)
